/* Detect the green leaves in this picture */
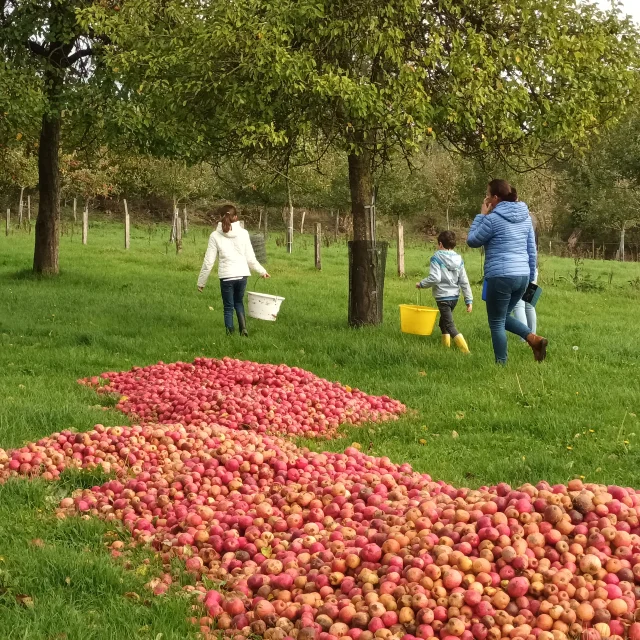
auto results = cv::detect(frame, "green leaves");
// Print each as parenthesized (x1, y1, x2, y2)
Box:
(79, 0, 640, 176)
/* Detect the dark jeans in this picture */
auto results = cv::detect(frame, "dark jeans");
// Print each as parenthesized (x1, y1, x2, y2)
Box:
(436, 300, 459, 339)
(485, 276, 532, 364)
(220, 277, 247, 331)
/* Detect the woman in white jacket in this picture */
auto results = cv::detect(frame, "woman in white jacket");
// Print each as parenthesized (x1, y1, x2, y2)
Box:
(197, 205, 269, 336)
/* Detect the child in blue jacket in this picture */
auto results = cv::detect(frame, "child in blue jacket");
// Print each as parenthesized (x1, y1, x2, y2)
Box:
(416, 230, 473, 353)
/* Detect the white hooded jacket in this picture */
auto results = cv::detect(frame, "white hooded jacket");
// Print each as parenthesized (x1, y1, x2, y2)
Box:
(197, 221, 266, 288)
(418, 249, 473, 304)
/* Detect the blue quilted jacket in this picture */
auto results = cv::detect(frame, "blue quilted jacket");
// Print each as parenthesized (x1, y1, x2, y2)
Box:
(467, 201, 537, 282)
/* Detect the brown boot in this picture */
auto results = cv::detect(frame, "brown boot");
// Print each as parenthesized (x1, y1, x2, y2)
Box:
(526, 334, 548, 362)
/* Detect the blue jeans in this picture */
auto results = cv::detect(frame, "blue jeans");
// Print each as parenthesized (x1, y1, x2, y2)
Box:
(220, 277, 247, 331)
(485, 276, 532, 364)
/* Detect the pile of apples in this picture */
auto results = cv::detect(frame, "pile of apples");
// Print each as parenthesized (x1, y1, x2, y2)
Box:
(79, 357, 405, 439)
(1, 359, 640, 640)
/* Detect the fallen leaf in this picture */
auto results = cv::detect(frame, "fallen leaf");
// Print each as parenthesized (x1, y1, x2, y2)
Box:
(419, 439, 427, 445)
(455, 411, 465, 420)
(261, 547, 272, 558)
(16, 594, 34, 608)
(30, 539, 44, 548)
(351, 442, 361, 450)
(124, 592, 141, 601)
(418, 371, 427, 377)
(208, 306, 214, 311)
(451, 430, 459, 439)
(65, 576, 71, 585)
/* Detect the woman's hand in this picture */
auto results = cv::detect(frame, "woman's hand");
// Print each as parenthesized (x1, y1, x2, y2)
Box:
(262, 273, 271, 279)
(481, 197, 492, 215)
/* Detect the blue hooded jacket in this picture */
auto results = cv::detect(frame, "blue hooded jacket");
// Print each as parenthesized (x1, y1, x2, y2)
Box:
(467, 201, 537, 282)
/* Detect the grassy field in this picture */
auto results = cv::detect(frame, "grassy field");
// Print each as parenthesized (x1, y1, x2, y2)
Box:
(1, 220, 640, 639)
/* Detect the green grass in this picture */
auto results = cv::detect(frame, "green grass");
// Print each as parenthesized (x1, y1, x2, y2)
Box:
(1, 220, 640, 638)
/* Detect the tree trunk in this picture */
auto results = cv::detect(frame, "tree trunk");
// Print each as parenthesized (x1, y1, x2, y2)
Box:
(347, 150, 385, 326)
(348, 151, 372, 242)
(33, 109, 62, 274)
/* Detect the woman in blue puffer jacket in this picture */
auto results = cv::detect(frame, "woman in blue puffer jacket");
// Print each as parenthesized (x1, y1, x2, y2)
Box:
(467, 179, 548, 364)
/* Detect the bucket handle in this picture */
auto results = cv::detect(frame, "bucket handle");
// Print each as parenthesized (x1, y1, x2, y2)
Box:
(416, 289, 422, 306)
(250, 274, 272, 295)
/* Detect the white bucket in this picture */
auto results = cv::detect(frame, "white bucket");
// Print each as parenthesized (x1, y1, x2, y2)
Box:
(247, 291, 285, 321)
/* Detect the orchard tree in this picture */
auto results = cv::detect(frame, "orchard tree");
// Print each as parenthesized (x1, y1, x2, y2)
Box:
(60, 149, 117, 209)
(84, 0, 639, 324)
(0, 0, 116, 274)
(561, 108, 640, 257)
(0, 146, 38, 214)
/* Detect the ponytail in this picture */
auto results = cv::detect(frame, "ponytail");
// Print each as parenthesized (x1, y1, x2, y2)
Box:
(217, 204, 238, 233)
(488, 179, 518, 203)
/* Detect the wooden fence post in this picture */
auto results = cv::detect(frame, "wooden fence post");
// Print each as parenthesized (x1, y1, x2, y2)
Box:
(18, 187, 24, 228)
(592, 239, 595, 260)
(335, 211, 339, 242)
(183, 206, 188, 235)
(287, 181, 294, 254)
(5, 208, 9, 236)
(300, 211, 306, 235)
(82, 204, 88, 245)
(124, 199, 130, 250)
(27, 196, 31, 222)
(315, 223, 322, 270)
(176, 217, 183, 254)
(169, 200, 178, 242)
(264, 210, 268, 239)
(602, 243, 605, 260)
(258, 208, 263, 230)
(397, 219, 405, 277)
(73, 198, 77, 223)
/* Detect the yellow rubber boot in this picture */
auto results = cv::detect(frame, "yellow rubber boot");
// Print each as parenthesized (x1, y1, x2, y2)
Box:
(441, 334, 451, 348)
(453, 334, 470, 354)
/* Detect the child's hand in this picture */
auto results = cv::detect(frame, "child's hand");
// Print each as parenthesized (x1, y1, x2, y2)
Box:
(415, 283, 422, 289)
(466, 304, 473, 313)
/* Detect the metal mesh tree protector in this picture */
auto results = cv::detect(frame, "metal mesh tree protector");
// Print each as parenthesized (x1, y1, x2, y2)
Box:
(250, 234, 267, 265)
(348, 241, 388, 327)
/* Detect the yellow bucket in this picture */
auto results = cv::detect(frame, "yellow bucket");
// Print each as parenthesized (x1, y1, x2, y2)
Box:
(399, 304, 439, 336)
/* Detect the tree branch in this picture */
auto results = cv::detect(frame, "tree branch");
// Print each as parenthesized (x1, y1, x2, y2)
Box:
(63, 48, 94, 68)
(26, 39, 49, 58)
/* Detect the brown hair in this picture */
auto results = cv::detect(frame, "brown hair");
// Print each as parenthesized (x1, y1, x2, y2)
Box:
(438, 230, 456, 249)
(488, 179, 518, 203)
(217, 204, 238, 233)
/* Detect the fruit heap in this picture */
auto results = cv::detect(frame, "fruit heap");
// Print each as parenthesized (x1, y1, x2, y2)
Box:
(1, 358, 639, 640)
(79, 357, 405, 439)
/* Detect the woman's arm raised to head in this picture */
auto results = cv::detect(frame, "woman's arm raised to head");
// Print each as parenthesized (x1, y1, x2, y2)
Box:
(197, 233, 218, 289)
(467, 214, 494, 248)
